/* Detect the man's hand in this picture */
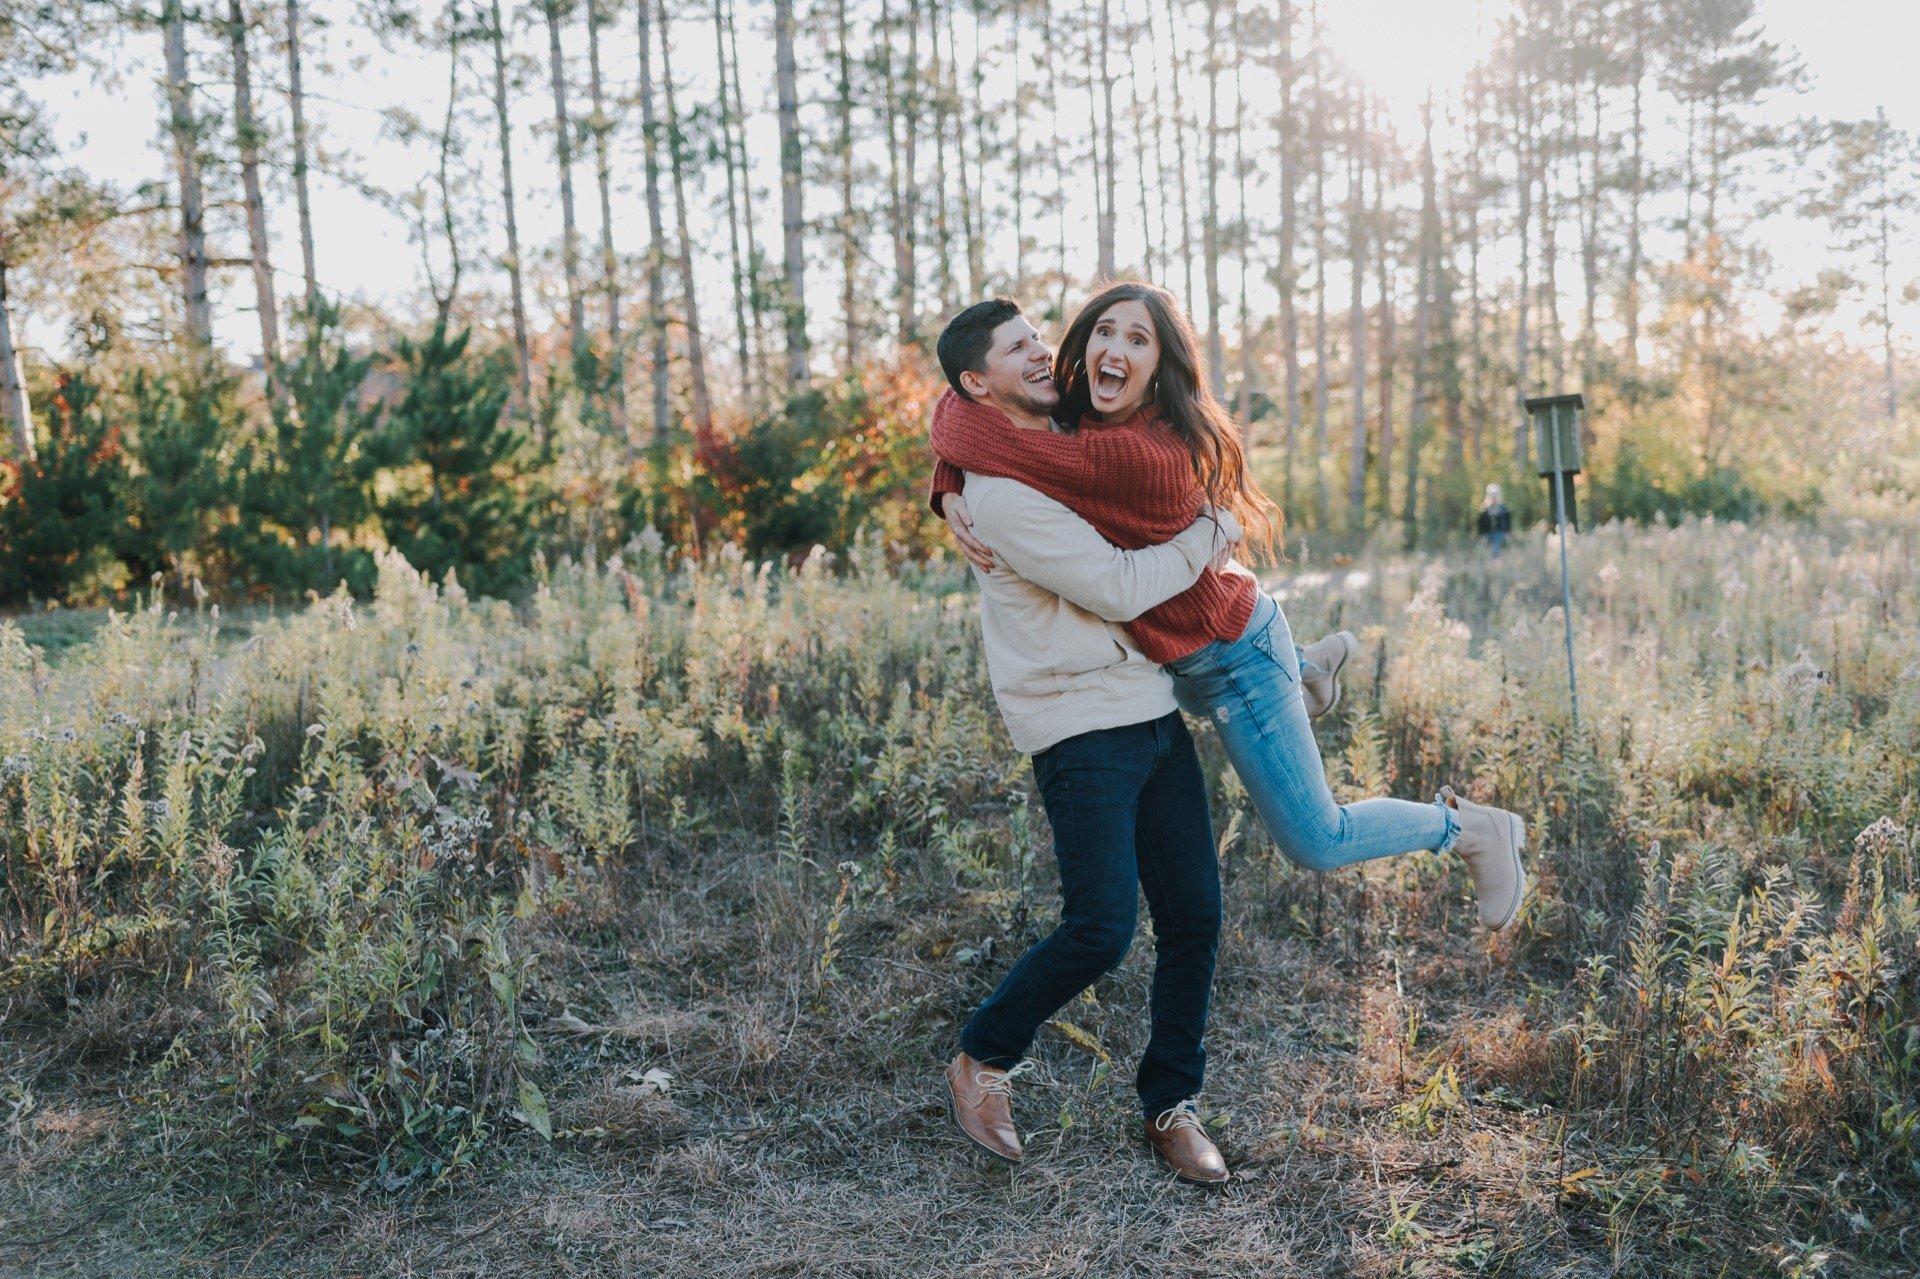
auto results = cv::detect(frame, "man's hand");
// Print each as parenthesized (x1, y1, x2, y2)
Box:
(942, 493, 997, 573)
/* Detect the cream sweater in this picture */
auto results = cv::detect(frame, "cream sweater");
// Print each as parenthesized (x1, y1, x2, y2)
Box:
(963, 472, 1238, 754)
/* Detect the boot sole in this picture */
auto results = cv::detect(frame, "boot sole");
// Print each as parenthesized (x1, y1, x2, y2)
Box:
(947, 1085, 1022, 1164)
(1488, 813, 1526, 931)
(1307, 632, 1359, 720)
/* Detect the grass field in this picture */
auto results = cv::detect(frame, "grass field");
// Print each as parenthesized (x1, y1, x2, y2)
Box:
(2, 519, 1916, 1277)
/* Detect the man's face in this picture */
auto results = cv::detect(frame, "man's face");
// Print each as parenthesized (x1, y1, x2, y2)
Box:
(961, 317, 1059, 417)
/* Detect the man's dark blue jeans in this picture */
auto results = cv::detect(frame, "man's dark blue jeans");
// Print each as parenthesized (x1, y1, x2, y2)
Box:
(960, 710, 1222, 1120)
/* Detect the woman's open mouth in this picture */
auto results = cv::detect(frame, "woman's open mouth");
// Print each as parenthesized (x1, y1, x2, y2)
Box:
(1094, 363, 1128, 400)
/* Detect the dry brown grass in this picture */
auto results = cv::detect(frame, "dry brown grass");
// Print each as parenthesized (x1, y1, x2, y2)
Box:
(4, 523, 1917, 1278)
(4, 827, 1897, 1278)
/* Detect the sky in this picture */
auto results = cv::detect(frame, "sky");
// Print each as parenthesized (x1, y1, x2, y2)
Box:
(1321, 0, 1920, 125)
(14, 0, 1920, 367)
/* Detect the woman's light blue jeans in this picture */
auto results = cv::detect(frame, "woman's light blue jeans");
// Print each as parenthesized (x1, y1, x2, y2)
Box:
(1166, 593, 1458, 872)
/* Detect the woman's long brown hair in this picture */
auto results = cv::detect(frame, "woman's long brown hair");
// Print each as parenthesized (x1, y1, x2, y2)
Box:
(1055, 280, 1283, 563)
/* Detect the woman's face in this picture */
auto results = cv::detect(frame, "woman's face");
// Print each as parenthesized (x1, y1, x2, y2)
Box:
(1084, 298, 1161, 420)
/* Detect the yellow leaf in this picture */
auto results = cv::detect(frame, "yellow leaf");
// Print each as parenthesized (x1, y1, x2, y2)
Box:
(1558, 1167, 1601, 1194)
(1806, 1040, 1836, 1092)
(1046, 1018, 1111, 1064)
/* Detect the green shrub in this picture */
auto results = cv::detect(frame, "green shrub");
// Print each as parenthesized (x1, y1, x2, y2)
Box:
(119, 364, 243, 591)
(376, 321, 530, 597)
(0, 371, 131, 603)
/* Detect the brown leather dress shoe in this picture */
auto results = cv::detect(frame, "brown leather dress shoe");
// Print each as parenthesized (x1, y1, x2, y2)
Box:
(1144, 1100, 1230, 1185)
(945, 1052, 1028, 1162)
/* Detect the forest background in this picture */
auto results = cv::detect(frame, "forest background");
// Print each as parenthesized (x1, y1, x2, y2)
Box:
(1, 0, 1916, 602)
(4, 3, 1920, 1275)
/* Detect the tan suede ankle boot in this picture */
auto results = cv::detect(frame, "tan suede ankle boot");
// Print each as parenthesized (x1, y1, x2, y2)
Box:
(1438, 786, 1526, 930)
(1299, 631, 1360, 719)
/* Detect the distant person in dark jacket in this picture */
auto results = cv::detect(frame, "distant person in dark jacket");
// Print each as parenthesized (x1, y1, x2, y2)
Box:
(1477, 484, 1511, 557)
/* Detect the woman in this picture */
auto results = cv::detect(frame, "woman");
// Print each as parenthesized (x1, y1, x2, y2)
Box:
(930, 281, 1526, 929)
(1478, 484, 1512, 557)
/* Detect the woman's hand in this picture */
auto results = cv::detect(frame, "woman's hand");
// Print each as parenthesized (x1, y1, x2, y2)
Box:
(942, 493, 997, 573)
(1201, 504, 1242, 571)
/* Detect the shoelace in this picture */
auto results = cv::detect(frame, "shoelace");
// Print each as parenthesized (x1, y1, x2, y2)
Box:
(1153, 1099, 1205, 1135)
(974, 1058, 1037, 1099)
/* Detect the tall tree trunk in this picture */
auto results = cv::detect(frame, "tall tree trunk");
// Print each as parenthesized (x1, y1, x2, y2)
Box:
(835, 0, 858, 362)
(227, 0, 282, 391)
(162, 0, 212, 350)
(1700, 93, 1723, 471)
(931, 4, 953, 312)
(1346, 92, 1367, 535)
(1541, 98, 1564, 390)
(1145, 0, 1171, 283)
(428, 26, 464, 324)
(1047, 0, 1067, 318)
(658, 0, 712, 443)
(1128, 16, 1155, 279)
(0, 254, 32, 463)
(888, 0, 921, 345)
(1277, 0, 1299, 507)
(725, 0, 769, 399)
(1201, 0, 1223, 393)
(1432, 98, 1465, 471)
(1234, 60, 1253, 420)
(1097, 0, 1116, 278)
(1310, 0, 1328, 530)
(587, 0, 628, 441)
(284, 0, 319, 311)
(1167, 0, 1195, 308)
(773, 0, 810, 387)
(1143, 5, 1169, 282)
(1580, 72, 1601, 390)
(966, 0, 987, 295)
(1009, 0, 1026, 284)
(883, 0, 916, 344)
(1623, 0, 1644, 383)
(1680, 100, 1697, 257)
(950, 1, 980, 299)
(637, 0, 671, 445)
(1405, 99, 1437, 549)
(543, 0, 588, 367)
(713, 0, 753, 412)
(1881, 202, 1898, 422)
(1465, 65, 1484, 462)
(1374, 105, 1395, 521)
(1514, 86, 1533, 467)
(1402, 270, 1430, 549)
(1877, 111, 1898, 423)
(488, 0, 535, 415)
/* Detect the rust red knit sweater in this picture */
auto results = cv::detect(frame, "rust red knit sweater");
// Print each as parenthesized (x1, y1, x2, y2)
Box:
(927, 387, 1255, 663)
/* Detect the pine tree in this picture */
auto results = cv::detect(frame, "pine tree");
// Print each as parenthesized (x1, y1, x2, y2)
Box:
(0, 372, 129, 601)
(378, 321, 528, 595)
(122, 366, 240, 590)
(241, 301, 385, 593)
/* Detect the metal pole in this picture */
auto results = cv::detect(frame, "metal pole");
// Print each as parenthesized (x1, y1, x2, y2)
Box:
(1549, 403, 1580, 734)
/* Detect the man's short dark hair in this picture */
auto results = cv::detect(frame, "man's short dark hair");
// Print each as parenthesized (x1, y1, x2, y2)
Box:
(937, 298, 1023, 400)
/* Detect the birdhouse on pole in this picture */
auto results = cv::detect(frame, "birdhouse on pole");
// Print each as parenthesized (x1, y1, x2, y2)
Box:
(1525, 393, 1584, 532)
(1523, 392, 1585, 733)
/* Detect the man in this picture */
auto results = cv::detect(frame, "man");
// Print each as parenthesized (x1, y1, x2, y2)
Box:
(930, 299, 1348, 1184)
